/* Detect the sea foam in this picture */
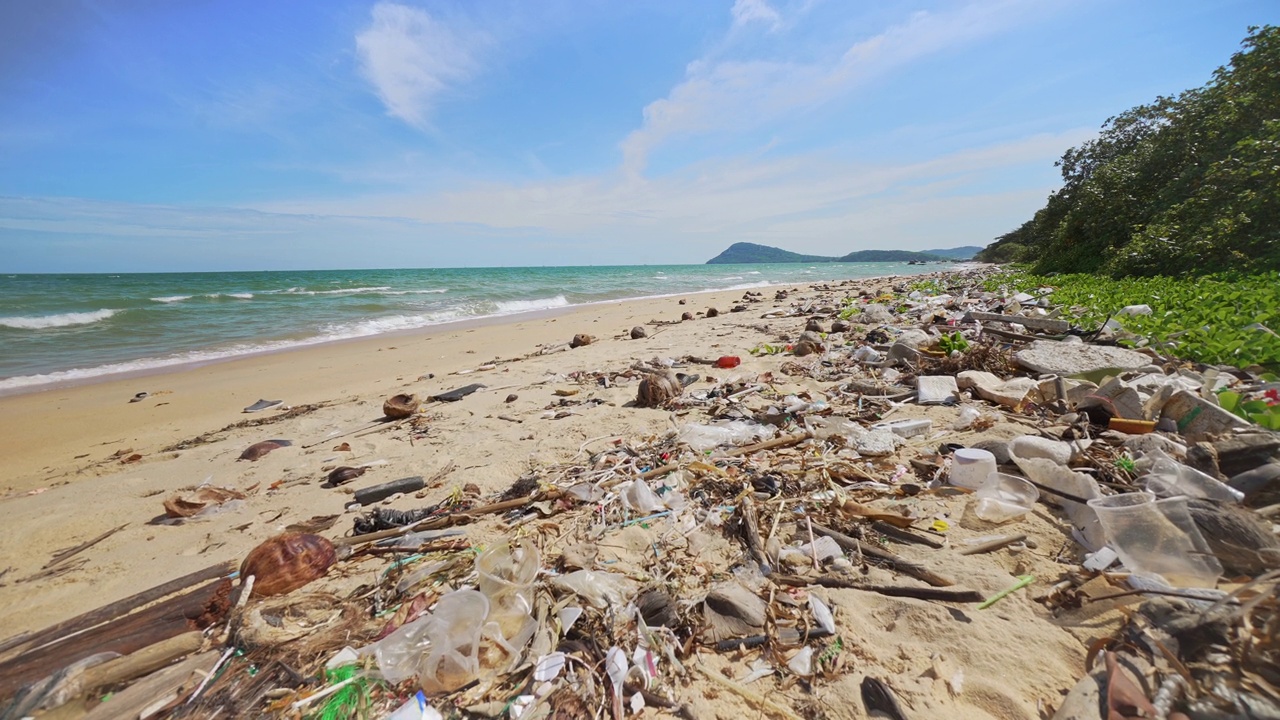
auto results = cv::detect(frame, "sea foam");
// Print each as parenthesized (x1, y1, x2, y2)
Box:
(0, 309, 121, 329)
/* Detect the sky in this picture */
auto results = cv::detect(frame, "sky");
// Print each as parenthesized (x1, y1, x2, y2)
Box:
(1, 0, 1276, 272)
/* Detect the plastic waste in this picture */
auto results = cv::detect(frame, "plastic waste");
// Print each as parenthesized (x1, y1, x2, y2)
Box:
(551, 569, 638, 609)
(1136, 448, 1244, 503)
(679, 421, 776, 452)
(952, 406, 981, 430)
(1010, 451, 1105, 551)
(384, 691, 442, 720)
(475, 540, 540, 642)
(1117, 304, 1153, 316)
(973, 473, 1039, 523)
(1008, 436, 1072, 466)
(871, 418, 932, 439)
(620, 477, 665, 513)
(1087, 492, 1222, 588)
(365, 589, 490, 689)
(853, 346, 883, 363)
(948, 448, 997, 490)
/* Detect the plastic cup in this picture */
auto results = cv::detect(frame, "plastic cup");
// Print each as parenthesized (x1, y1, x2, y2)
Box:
(418, 589, 490, 693)
(950, 448, 997, 490)
(974, 472, 1039, 523)
(475, 540, 541, 640)
(1087, 492, 1222, 588)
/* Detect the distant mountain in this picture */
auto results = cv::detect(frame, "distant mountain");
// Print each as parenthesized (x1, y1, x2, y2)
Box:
(705, 242, 960, 264)
(838, 250, 948, 263)
(923, 246, 983, 260)
(706, 242, 838, 264)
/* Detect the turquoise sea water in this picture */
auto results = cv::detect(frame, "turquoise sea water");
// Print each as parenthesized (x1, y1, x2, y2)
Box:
(0, 262, 950, 394)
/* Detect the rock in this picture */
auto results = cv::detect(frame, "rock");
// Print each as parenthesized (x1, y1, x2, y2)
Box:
(1009, 436, 1072, 466)
(1014, 340, 1150, 377)
(972, 439, 1012, 465)
(916, 376, 959, 405)
(893, 328, 932, 349)
(1229, 462, 1280, 504)
(630, 326, 647, 339)
(1207, 433, 1280, 477)
(570, 333, 594, 348)
(1122, 434, 1186, 461)
(1158, 390, 1252, 441)
(956, 371, 1039, 409)
(849, 427, 901, 457)
(1077, 376, 1146, 420)
(857, 304, 893, 325)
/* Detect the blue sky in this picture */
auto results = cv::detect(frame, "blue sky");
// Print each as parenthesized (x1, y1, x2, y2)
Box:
(1, 0, 1276, 272)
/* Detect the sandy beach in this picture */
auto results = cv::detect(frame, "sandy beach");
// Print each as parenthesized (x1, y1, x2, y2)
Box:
(0, 273, 1097, 719)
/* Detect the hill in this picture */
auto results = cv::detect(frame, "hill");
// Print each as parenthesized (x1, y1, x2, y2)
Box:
(924, 246, 982, 260)
(705, 242, 838, 264)
(838, 250, 948, 263)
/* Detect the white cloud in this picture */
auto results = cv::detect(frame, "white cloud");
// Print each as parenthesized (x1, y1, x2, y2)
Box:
(355, 2, 480, 127)
(621, 0, 1043, 174)
(731, 0, 781, 31)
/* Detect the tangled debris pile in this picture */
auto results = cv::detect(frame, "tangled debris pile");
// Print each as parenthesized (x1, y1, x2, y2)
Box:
(3, 268, 1279, 720)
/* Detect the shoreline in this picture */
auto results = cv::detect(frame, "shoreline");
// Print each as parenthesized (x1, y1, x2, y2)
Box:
(0, 270, 947, 398)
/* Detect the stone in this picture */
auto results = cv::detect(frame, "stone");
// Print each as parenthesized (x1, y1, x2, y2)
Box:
(1077, 376, 1146, 420)
(1014, 340, 1150, 377)
(957, 371, 1040, 409)
(916, 376, 959, 405)
(893, 328, 932, 349)
(1158, 390, 1251, 442)
(972, 439, 1012, 465)
(1122, 434, 1186, 461)
(850, 427, 900, 457)
(857, 304, 893, 325)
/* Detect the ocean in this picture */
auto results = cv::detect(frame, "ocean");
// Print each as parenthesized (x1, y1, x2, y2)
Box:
(0, 262, 949, 394)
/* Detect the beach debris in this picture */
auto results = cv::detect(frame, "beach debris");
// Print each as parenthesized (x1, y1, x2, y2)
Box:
(504, 393, 518, 403)
(1013, 340, 1150, 377)
(164, 486, 245, 518)
(352, 476, 426, 506)
(382, 393, 418, 419)
(242, 399, 283, 413)
(706, 307, 719, 317)
(861, 677, 910, 720)
(682, 311, 694, 321)
(238, 439, 291, 461)
(716, 355, 741, 368)
(239, 533, 336, 598)
(429, 383, 485, 402)
(630, 325, 647, 339)
(636, 370, 683, 408)
(324, 466, 367, 487)
(570, 333, 594, 348)
(129, 391, 148, 403)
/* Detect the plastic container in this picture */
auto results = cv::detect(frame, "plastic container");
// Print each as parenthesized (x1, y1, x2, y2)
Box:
(973, 473, 1039, 523)
(384, 691, 442, 720)
(417, 590, 491, 694)
(475, 540, 540, 641)
(949, 448, 997, 490)
(1087, 492, 1222, 588)
(715, 356, 741, 369)
(1137, 449, 1244, 503)
(871, 418, 932, 439)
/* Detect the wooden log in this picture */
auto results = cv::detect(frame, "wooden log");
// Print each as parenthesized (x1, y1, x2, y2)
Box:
(81, 650, 219, 720)
(810, 522, 954, 587)
(0, 578, 228, 701)
(967, 311, 1070, 333)
(0, 561, 234, 661)
(81, 631, 205, 691)
(772, 574, 984, 603)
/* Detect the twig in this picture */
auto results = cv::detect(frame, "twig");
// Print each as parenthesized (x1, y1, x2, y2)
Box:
(771, 574, 984, 603)
(958, 534, 1027, 556)
(44, 523, 129, 569)
(810, 522, 954, 587)
(693, 663, 804, 720)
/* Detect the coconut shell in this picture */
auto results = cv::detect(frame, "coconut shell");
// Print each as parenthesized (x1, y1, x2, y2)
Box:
(805, 319, 825, 333)
(240, 533, 337, 598)
(383, 393, 418, 419)
(239, 440, 290, 461)
(164, 486, 245, 518)
(637, 370, 682, 408)
(570, 333, 594, 348)
(706, 308, 719, 318)
(630, 326, 647, 339)
(681, 312, 694, 321)
(326, 466, 366, 486)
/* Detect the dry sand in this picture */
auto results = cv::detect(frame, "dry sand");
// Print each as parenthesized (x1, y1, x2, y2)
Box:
(0, 277, 1099, 719)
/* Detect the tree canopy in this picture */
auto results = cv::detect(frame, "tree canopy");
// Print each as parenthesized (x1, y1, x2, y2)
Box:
(978, 26, 1280, 277)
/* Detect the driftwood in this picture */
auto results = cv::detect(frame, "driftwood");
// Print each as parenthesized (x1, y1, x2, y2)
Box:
(0, 563, 232, 696)
(81, 630, 205, 692)
(81, 650, 220, 720)
(810, 522, 954, 587)
(959, 534, 1028, 556)
(772, 574, 983, 603)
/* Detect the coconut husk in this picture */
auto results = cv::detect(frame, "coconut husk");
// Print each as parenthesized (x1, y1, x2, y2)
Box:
(706, 308, 719, 318)
(793, 340, 822, 357)
(806, 319, 825, 333)
(630, 326, 647, 339)
(681, 312, 694, 321)
(702, 583, 767, 642)
(636, 370, 682, 408)
(1186, 498, 1280, 575)
(382, 393, 418, 419)
(570, 334, 594, 348)
(164, 486, 246, 518)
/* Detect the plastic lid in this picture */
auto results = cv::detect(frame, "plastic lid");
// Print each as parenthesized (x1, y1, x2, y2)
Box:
(953, 448, 996, 464)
